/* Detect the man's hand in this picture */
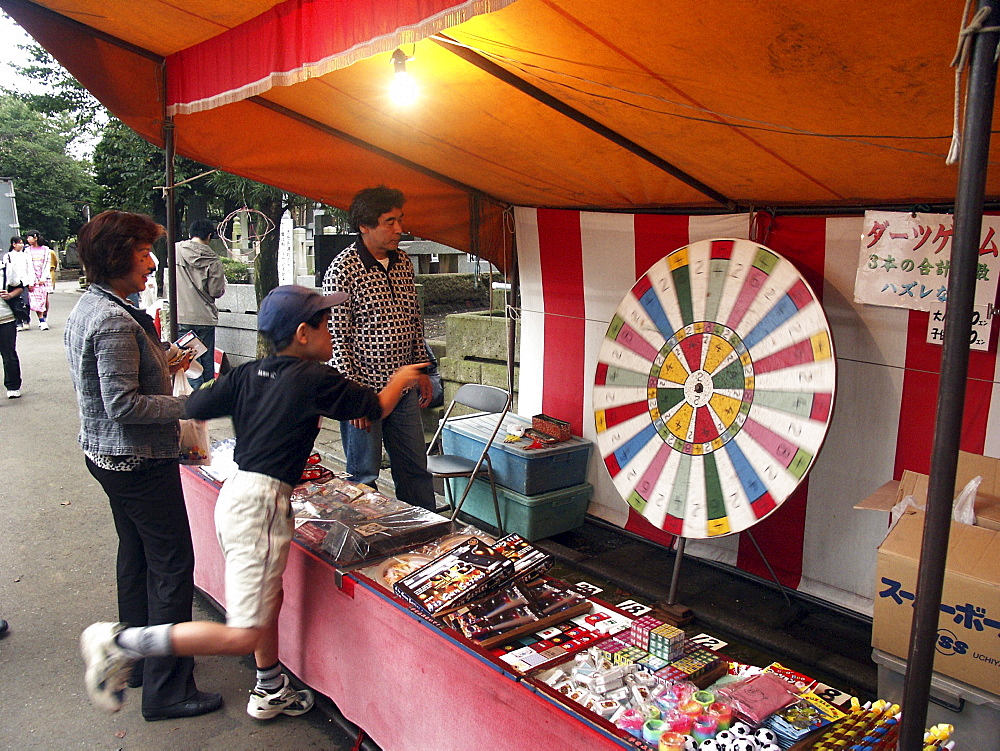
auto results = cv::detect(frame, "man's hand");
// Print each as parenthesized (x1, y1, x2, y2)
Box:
(417, 372, 433, 408)
(351, 416, 372, 431)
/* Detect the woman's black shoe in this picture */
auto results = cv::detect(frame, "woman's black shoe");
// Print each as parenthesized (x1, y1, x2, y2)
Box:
(142, 691, 223, 722)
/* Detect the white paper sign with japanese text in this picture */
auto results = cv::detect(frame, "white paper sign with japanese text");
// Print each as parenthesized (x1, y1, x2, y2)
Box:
(854, 211, 1000, 311)
(925, 303, 994, 351)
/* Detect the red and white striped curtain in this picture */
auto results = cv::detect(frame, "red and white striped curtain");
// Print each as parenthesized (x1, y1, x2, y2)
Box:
(516, 207, 1000, 614)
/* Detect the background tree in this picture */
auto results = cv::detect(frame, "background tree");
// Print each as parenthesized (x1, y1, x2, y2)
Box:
(4, 41, 104, 147)
(0, 96, 97, 242)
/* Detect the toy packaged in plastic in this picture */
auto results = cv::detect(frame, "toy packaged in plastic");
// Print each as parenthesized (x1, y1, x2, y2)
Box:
(715, 671, 799, 726)
(316, 506, 451, 564)
(393, 537, 513, 615)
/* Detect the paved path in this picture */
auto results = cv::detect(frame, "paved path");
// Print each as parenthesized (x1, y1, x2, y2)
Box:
(0, 282, 360, 750)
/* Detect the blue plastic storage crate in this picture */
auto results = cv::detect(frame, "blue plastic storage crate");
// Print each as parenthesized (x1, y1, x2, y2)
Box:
(448, 476, 593, 541)
(440, 413, 592, 495)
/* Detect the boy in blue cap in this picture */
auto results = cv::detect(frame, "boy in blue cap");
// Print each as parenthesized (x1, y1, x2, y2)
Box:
(79, 285, 427, 719)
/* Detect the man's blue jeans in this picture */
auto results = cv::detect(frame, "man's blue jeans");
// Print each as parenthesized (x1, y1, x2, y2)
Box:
(340, 388, 436, 510)
(178, 324, 215, 390)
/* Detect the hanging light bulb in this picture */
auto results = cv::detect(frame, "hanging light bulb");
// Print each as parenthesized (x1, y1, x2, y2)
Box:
(389, 48, 417, 106)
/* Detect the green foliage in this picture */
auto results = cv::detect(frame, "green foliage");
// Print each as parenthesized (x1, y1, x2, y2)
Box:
(0, 96, 97, 242)
(5, 42, 104, 143)
(221, 256, 252, 283)
(92, 119, 219, 218)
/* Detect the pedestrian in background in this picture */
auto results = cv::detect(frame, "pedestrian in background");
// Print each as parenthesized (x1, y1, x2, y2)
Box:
(0, 247, 25, 397)
(5, 236, 33, 330)
(25, 230, 55, 330)
(174, 219, 226, 388)
(65, 210, 222, 722)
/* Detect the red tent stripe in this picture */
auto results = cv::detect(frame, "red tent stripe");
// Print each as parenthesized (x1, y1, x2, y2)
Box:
(166, 0, 513, 114)
(538, 209, 587, 435)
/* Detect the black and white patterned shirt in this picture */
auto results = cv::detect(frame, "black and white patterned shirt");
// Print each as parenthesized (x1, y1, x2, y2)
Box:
(322, 238, 429, 390)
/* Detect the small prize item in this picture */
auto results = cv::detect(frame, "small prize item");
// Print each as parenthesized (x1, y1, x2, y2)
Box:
(300, 466, 334, 483)
(393, 536, 514, 615)
(614, 708, 645, 738)
(663, 709, 693, 734)
(718, 671, 798, 726)
(531, 413, 572, 442)
(693, 689, 715, 708)
(658, 731, 686, 751)
(642, 718, 665, 745)
(709, 701, 733, 731)
(691, 712, 719, 742)
(523, 427, 560, 445)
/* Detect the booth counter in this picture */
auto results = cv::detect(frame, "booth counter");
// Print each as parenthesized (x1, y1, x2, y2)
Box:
(180, 466, 635, 751)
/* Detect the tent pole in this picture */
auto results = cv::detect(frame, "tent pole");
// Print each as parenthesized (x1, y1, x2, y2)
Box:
(898, 2, 999, 746)
(164, 115, 178, 341)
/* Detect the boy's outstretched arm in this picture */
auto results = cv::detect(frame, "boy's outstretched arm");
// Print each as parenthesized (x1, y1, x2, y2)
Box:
(377, 363, 429, 418)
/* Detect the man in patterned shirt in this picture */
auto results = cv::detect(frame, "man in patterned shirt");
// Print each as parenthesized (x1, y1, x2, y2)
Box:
(322, 187, 436, 510)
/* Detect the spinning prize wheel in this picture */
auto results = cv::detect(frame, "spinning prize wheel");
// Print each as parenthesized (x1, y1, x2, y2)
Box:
(594, 239, 836, 539)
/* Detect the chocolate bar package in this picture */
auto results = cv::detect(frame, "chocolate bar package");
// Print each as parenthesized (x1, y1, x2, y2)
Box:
(393, 537, 514, 615)
(443, 579, 588, 643)
(491, 533, 553, 582)
(317, 506, 451, 565)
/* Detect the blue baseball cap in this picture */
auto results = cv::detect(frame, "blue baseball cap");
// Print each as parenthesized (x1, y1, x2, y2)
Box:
(257, 285, 347, 341)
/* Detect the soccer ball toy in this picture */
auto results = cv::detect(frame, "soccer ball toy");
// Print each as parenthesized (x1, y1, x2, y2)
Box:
(754, 728, 777, 745)
(729, 739, 758, 751)
(729, 721, 751, 736)
(714, 730, 736, 747)
(698, 740, 720, 751)
(685, 738, 700, 751)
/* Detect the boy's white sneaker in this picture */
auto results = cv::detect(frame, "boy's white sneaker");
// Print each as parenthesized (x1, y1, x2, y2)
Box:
(80, 622, 136, 713)
(6, 390, 19, 398)
(247, 673, 315, 719)
(39, 321, 49, 330)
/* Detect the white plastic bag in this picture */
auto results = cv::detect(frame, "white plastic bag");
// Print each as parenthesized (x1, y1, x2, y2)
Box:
(952, 475, 981, 526)
(173, 371, 211, 465)
(886, 475, 981, 536)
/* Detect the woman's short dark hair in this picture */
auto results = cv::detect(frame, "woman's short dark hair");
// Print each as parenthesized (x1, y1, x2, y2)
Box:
(348, 186, 405, 232)
(8, 235, 22, 251)
(25, 230, 46, 246)
(77, 211, 164, 285)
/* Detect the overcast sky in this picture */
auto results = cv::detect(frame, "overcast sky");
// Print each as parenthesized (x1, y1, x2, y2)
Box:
(0, 13, 45, 94)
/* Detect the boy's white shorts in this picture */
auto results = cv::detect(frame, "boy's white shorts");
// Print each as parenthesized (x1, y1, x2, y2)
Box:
(214, 469, 294, 629)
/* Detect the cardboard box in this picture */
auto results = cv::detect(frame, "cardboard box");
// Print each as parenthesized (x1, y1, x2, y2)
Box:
(858, 451, 1000, 694)
(855, 450, 1000, 530)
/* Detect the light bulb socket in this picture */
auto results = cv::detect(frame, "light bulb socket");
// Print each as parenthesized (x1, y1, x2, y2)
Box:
(391, 48, 409, 74)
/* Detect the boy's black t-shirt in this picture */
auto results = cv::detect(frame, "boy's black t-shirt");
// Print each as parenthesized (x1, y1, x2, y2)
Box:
(185, 356, 381, 486)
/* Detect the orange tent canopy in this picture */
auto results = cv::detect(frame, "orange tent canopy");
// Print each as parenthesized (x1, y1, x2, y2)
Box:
(2, 0, 990, 266)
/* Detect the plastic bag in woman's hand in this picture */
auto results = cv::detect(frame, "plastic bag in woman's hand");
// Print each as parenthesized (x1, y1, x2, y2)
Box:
(179, 418, 211, 465)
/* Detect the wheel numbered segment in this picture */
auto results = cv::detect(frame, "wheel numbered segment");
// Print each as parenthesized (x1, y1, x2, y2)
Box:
(594, 239, 835, 539)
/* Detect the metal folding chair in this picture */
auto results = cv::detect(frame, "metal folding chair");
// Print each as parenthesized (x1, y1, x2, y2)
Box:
(426, 384, 511, 533)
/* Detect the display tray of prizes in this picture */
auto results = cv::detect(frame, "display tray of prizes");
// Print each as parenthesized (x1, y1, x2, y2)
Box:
(392, 536, 517, 616)
(366, 529, 499, 588)
(291, 476, 451, 565)
(440, 578, 591, 648)
(490, 600, 633, 674)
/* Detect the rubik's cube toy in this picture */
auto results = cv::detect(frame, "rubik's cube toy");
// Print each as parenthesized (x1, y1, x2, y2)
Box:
(649, 623, 685, 662)
(655, 647, 721, 682)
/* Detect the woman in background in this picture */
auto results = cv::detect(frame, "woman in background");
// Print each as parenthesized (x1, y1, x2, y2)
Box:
(0, 246, 25, 397)
(25, 231, 54, 330)
(4, 236, 33, 330)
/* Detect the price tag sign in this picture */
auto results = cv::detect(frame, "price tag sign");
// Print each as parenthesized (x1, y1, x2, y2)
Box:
(615, 599, 652, 617)
(810, 681, 852, 708)
(572, 581, 604, 597)
(926, 302, 994, 351)
(688, 632, 728, 651)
